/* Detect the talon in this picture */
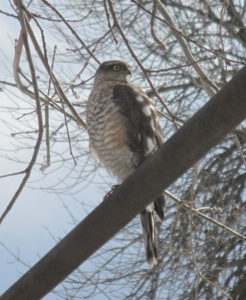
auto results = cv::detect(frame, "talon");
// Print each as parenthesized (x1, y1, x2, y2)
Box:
(103, 184, 120, 201)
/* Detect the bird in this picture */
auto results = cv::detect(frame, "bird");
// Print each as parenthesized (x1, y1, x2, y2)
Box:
(86, 60, 165, 264)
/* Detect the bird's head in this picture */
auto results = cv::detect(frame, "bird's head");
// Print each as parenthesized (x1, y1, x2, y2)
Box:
(95, 60, 131, 82)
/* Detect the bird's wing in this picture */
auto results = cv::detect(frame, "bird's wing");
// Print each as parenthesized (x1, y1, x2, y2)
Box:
(113, 83, 163, 162)
(114, 84, 165, 264)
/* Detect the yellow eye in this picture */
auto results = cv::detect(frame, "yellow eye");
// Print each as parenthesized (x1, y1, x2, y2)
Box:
(113, 64, 121, 71)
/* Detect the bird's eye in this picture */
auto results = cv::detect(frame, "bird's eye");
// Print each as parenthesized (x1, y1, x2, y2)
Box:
(113, 64, 121, 71)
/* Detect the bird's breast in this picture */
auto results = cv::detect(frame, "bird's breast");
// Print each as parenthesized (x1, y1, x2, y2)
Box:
(87, 94, 137, 181)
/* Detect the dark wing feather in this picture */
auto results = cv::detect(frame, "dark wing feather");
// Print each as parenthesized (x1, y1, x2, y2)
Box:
(113, 84, 144, 157)
(113, 84, 163, 160)
(113, 84, 166, 255)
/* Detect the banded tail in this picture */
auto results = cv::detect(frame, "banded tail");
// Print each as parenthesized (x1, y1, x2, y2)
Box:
(140, 195, 165, 264)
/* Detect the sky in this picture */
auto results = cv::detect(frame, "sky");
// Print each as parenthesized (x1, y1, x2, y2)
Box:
(0, 2, 108, 299)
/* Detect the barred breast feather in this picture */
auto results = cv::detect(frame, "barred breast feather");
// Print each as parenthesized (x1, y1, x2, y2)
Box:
(86, 80, 139, 181)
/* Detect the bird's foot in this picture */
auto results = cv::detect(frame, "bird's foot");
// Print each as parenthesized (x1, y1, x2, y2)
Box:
(103, 184, 120, 201)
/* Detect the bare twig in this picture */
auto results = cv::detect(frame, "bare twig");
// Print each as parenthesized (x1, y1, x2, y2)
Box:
(165, 190, 246, 241)
(43, 45, 57, 170)
(145, 56, 217, 73)
(0, 0, 44, 224)
(150, 0, 166, 49)
(0, 242, 30, 269)
(22, 12, 87, 129)
(132, 0, 245, 66)
(12, 19, 78, 124)
(188, 207, 233, 299)
(103, 0, 118, 44)
(156, 0, 219, 95)
(0, 80, 17, 87)
(0, 170, 26, 179)
(41, 0, 100, 65)
(233, 133, 246, 168)
(60, 100, 77, 166)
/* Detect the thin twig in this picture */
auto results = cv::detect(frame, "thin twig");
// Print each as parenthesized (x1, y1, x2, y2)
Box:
(44, 45, 57, 170)
(0, 80, 17, 87)
(188, 204, 233, 300)
(156, 0, 219, 95)
(12, 2, 86, 128)
(103, 0, 118, 44)
(164, 190, 246, 241)
(23, 12, 87, 129)
(41, 0, 100, 65)
(233, 133, 246, 168)
(132, 0, 245, 66)
(60, 100, 77, 166)
(12, 16, 80, 124)
(150, 0, 166, 49)
(0, 0, 44, 224)
(0, 170, 27, 179)
(145, 56, 217, 73)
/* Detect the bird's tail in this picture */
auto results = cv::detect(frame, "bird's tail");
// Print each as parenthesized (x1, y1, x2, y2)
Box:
(140, 195, 165, 264)
(140, 209, 158, 265)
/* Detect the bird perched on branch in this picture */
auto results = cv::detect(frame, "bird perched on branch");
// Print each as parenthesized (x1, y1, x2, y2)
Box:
(86, 60, 164, 264)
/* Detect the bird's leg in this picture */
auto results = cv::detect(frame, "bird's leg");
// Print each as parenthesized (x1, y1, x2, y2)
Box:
(103, 184, 120, 201)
